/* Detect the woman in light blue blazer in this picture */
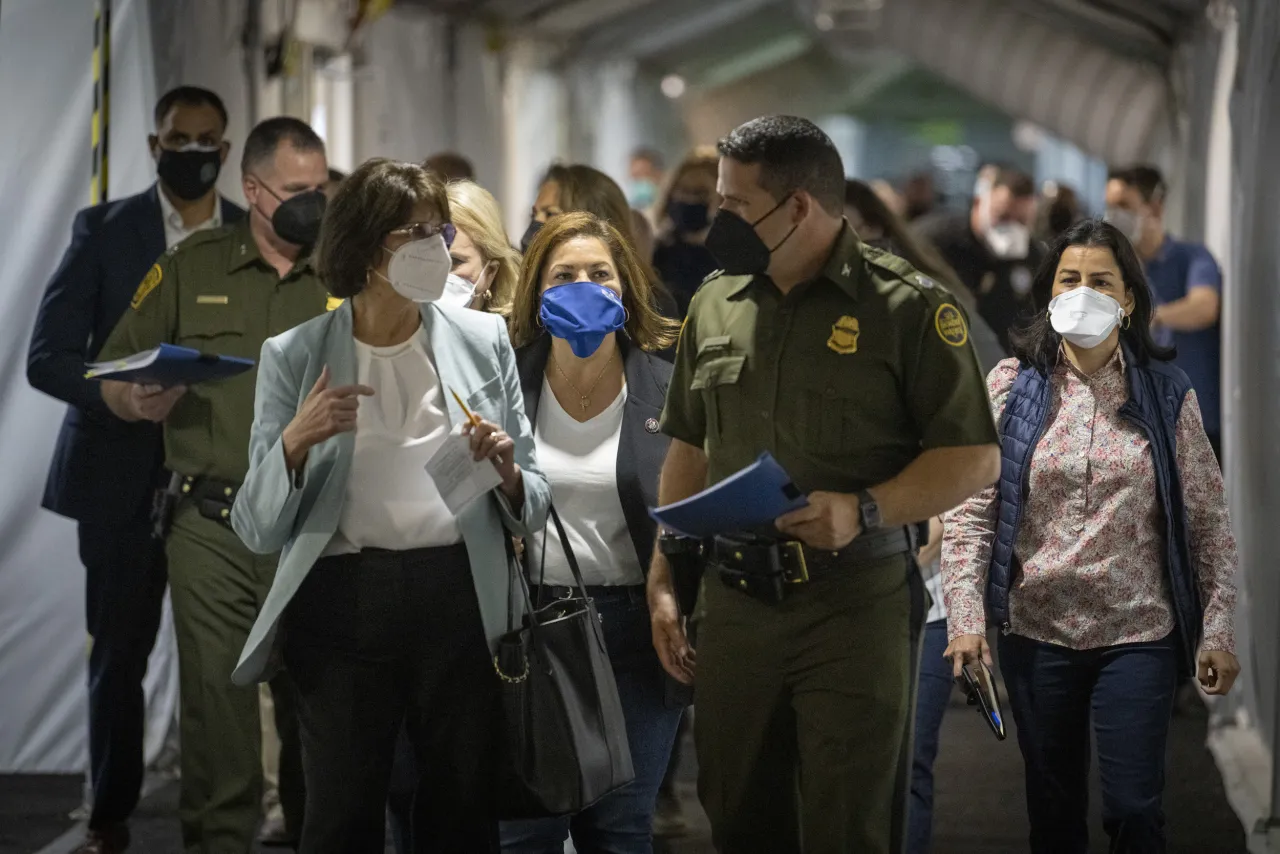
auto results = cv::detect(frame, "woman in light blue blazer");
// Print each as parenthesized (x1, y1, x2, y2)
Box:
(230, 159, 550, 854)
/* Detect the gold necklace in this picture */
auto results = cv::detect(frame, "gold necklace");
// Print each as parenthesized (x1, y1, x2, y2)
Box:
(551, 351, 615, 412)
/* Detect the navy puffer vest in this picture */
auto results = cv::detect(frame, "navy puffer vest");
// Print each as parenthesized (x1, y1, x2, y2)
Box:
(987, 342, 1202, 676)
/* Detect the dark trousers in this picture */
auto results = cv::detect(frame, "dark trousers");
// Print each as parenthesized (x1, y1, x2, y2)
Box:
(499, 585, 685, 854)
(284, 543, 499, 854)
(78, 518, 168, 831)
(907, 619, 952, 854)
(999, 632, 1179, 854)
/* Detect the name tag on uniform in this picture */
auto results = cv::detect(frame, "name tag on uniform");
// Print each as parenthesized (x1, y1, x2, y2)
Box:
(196, 295, 229, 305)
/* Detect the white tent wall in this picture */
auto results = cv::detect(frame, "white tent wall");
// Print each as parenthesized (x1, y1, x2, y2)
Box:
(0, 0, 179, 773)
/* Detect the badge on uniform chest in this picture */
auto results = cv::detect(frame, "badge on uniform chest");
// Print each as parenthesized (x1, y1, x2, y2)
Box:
(827, 315, 860, 355)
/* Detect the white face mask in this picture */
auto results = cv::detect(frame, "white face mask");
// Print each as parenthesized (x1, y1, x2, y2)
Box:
(381, 235, 452, 302)
(1104, 207, 1145, 246)
(1049, 287, 1127, 349)
(440, 273, 477, 307)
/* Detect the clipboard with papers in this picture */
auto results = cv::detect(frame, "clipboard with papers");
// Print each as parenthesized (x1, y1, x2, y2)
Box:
(85, 344, 255, 387)
(649, 452, 808, 539)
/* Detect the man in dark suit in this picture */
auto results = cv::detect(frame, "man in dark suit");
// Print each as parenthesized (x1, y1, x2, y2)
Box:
(27, 86, 242, 854)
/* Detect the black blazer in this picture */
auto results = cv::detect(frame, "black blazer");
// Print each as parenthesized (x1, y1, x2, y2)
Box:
(27, 185, 246, 524)
(515, 333, 672, 576)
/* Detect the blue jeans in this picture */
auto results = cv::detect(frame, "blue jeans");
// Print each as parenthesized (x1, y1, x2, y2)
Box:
(499, 585, 685, 854)
(907, 619, 951, 854)
(999, 632, 1179, 854)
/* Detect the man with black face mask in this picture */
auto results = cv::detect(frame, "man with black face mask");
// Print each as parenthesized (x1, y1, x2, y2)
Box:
(648, 116, 1001, 854)
(26, 86, 243, 854)
(96, 117, 330, 854)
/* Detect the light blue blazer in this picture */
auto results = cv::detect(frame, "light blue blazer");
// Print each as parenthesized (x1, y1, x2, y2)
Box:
(230, 300, 550, 686)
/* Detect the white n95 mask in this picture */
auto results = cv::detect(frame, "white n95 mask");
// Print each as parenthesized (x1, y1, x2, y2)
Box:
(1049, 288, 1126, 349)
(440, 273, 477, 308)
(383, 234, 452, 302)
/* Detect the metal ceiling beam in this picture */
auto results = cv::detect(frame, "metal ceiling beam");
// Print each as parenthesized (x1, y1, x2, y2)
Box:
(578, 0, 783, 61)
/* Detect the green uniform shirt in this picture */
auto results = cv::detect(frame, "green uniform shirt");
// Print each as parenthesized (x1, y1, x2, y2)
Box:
(661, 222, 998, 492)
(99, 219, 330, 483)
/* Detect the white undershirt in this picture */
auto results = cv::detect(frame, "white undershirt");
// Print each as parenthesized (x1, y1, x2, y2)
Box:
(324, 328, 461, 555)
(528, 377, 643, 587)
(158, 187, 222, 250)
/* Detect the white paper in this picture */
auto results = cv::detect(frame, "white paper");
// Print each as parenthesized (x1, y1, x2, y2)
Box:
(424, 424, 504, 515)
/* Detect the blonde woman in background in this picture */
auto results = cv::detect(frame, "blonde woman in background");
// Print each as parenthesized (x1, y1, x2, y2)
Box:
(446, 180, 520, 316)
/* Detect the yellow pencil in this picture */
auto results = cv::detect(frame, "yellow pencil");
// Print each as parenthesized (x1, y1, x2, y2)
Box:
(450, 387, 480, 427)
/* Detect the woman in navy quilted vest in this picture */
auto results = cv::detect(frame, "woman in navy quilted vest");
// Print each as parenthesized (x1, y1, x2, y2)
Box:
(940, 218, 1238, 854)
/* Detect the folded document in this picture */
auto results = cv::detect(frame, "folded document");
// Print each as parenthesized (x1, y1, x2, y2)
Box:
(424, 424, 504, 516)
(85, 344, 254, 387)
(649, 452, 808, 539)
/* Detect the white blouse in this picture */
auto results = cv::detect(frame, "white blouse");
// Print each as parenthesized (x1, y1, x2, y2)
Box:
(527, 378, 644, 587)
(324, 329, 461, 555)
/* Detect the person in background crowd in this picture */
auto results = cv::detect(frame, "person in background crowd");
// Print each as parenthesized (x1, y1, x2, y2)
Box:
(870, 179, 907, 218)
(631, 208, 656, 264)
(1106, 165, 1224, 461)
(842, 177, 992, 852)
(915, 166, 1046, 353)
(903, 171, 939, 221)
(500, 211, 683, 854)
(525, 163, 678, 322)
(844, 179, 1004, 374)
(651, 146, 720, 318)
(95, 117, 330, 854)
(650, 115, 1000, 853)
(1038, 180, 1084, 242)
(231, 159, 550, 853)
(424, 150, 475, 183)
(628, 147, 665, 211)
(944, 219, 1239, 854)
(446, 179, 521, 315)
(27, 85, 244, 854)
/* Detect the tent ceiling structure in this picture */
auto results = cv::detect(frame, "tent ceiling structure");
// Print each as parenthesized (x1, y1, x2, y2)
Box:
(405, 0, 1212, 163)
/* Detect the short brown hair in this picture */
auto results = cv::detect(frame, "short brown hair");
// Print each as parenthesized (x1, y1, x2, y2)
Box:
(317, 159, 449, 298)
(510, 211, 680, 352)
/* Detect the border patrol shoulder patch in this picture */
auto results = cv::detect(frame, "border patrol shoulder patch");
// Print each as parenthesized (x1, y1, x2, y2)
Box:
(131, 264, 163, 310)
(934, 303, 969, 347)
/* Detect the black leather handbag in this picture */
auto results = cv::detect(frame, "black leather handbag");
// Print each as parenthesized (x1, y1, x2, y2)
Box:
(493, 505, 636, 818)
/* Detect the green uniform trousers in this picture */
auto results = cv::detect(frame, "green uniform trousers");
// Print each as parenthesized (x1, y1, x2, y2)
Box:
(167, 501, 279, 854)
(695, 553, 920, 854)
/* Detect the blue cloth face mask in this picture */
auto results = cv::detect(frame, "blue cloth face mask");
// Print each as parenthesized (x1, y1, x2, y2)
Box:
(539, 281, 627, 358)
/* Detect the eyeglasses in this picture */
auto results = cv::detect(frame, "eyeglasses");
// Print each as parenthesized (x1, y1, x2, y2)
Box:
(388, 222, 456, 247)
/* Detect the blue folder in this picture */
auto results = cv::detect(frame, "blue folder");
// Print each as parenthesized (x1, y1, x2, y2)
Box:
(649, 452, 809, 539)
(84, 343, 255, 387)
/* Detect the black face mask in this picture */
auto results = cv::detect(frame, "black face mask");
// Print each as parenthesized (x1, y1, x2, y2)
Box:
(704, 195, 796, 276)
(258, 184, 326, 246)
(156, 147, 223, 201)
(520, 218, 544, 253)
(668, 200, 710, 235)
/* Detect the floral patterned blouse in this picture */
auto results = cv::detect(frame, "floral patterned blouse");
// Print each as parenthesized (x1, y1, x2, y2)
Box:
(942, 349, 1237, 652)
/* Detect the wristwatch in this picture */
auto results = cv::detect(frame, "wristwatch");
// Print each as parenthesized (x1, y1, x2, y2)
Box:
(856, 490, 882, 533)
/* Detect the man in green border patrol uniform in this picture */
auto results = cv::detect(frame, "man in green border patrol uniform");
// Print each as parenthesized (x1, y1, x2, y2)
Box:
(646, 115, 1001, 854)
(98, 117, 331, 854)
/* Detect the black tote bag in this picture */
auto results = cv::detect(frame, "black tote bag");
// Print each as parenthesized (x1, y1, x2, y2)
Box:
(493, 504, 635, 818)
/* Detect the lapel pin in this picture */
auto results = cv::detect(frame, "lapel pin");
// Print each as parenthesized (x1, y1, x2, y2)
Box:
(645, 418, 659, 434)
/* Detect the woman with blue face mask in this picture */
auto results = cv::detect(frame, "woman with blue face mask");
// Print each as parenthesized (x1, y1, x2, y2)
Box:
(942, 219, 1239, 854)
(652, 148, 721, 319)
(501, 212, 682, 854)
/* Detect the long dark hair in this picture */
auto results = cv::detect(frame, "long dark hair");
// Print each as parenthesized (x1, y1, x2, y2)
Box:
(1010, 218, 1174, 372)
(844, 179, 967, 295)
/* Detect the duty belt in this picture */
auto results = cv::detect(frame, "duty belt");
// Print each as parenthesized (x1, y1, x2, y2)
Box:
(181, 476, 241, 526)
(709, 525, 919, 604)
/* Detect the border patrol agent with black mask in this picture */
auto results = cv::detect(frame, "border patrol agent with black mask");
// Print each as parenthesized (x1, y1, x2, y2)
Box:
(98, 117, 331, 854)
(646, 115, 1001, 854)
